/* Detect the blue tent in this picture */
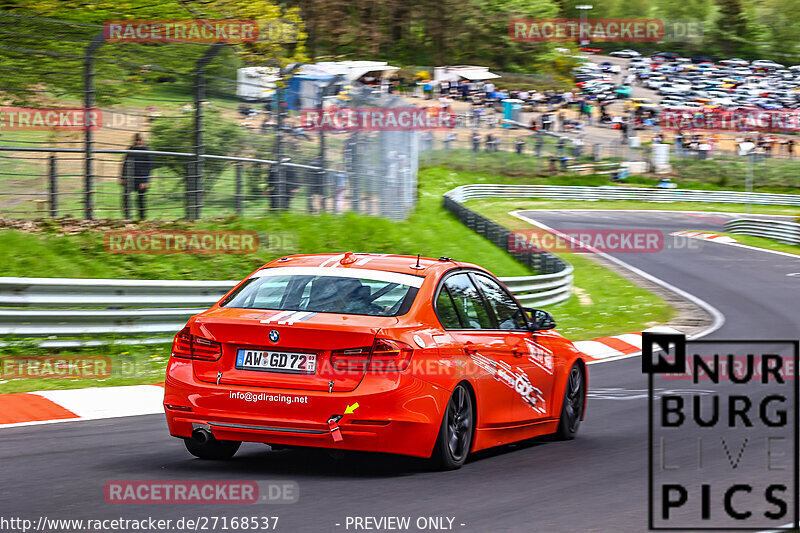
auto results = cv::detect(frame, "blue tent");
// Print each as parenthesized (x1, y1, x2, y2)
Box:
(281, 74, 337, 110)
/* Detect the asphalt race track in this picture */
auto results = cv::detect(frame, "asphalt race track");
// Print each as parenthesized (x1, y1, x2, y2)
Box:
(1, 210, 799, 533)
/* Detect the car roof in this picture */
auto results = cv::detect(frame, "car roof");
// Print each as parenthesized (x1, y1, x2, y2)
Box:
(260, 253, 490, 280)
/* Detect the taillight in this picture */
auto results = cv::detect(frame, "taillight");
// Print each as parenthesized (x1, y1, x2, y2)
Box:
(330, 339, 414, 373)
(172, 327, 192, 358)
(171, 327, 222, 361)
(330, 347, 370, 371)
(368, 339, 413, 372)
(192, 336, 222, 361)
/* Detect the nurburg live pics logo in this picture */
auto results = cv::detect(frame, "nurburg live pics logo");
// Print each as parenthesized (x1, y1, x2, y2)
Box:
(643, 331, 800, 530)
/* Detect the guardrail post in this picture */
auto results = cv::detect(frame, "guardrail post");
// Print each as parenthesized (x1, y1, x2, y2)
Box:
(83, 32, 104, 220)
(235, 163, 243, 215)
(48, 153, 57, 218)
(190, 44, 224, 220)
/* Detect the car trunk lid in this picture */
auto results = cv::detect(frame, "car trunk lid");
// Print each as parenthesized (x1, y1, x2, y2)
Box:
(190, 307, 397, 392)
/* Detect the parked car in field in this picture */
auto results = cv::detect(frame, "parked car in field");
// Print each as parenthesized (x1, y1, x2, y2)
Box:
(752, 60, 785, 70)
(652, 51, 680, 61)
(719, 58, 749, 67)
(659, 82, 692, 96)
(610, 49, 641, 58)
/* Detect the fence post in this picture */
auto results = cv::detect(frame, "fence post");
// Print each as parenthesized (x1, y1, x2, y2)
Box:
(274, 64, 301, 211)
(48, 153, 57, 218)
(316, 76, 340, 213)
(83, 32, 104, 220)
(190, 44, 224, 220)
(349, 133, 360, 212)
(235, 163, 243, 215)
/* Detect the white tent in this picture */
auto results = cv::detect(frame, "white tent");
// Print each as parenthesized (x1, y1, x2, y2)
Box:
(303, 61, 400, 84)
(434, 66, 500, 82)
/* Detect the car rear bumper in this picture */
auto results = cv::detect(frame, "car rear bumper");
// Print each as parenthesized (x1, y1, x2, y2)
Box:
(164, 359, 449, 458)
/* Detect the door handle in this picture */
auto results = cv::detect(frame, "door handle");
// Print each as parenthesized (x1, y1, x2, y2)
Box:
(465, 341, 477, 355)
(512, 348, 523, 358)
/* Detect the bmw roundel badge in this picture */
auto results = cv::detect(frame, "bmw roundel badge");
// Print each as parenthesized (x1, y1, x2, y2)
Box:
(269, 329, 280, 343)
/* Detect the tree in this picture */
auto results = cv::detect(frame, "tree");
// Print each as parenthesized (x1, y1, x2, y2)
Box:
(713, 0, 750, 56)
(0, 0, 307, 105)
(149, 106, 244, 186)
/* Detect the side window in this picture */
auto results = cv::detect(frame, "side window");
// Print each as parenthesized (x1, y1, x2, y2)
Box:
(435, 287, 462, 329)
(443, 273, 493, 329)
(474, 274, 528, 330)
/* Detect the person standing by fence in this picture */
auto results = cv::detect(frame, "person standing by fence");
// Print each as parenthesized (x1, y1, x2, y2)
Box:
(121, 133, 153, 220)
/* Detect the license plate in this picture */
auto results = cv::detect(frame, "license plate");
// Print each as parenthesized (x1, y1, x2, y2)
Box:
(235, 349, 316, 374)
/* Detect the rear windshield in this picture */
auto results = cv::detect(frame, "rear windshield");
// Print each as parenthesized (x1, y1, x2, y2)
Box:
(220, 268, 421, 317)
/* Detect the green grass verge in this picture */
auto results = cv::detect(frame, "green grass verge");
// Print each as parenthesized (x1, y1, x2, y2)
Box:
(0, 343, 168, 394)
(0, 168, 537, 281)
(553, 253, 673, 340)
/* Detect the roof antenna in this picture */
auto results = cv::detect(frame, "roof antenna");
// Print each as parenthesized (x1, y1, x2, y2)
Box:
(410, 253, 424, 270)
(415, 254, 421, 268)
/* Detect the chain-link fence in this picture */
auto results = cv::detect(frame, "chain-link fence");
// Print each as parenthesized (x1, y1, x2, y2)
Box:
(0, 13, 418, 221)
(418, 124, 800, 190)
(419, 128, 639, 176)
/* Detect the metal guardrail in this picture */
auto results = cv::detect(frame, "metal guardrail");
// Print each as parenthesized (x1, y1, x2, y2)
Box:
(0, 264, 572, 345)
(0, 277, 239, 346)
(500, 268, 574, 308)
(445, 184, 800, 207)
(724, 218, 800, 245)
(0, 277, 235, 308)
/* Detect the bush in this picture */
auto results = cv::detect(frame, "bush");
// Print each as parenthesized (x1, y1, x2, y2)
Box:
(149, 107, 245, 187)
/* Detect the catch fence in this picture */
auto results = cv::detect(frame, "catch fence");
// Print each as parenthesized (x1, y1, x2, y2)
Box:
(0, 13, 418, 221)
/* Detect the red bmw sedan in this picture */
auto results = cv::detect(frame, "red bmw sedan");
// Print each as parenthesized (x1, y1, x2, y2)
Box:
(164, 253, 586, 469)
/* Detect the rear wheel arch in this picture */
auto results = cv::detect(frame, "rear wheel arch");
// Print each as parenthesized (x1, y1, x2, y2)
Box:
(430, 380, 477, 470)
(575, 359, 587, 420)
(556, 355, 586, 417)
(554, 360, 586, 440)
(437, 379, 478, 439)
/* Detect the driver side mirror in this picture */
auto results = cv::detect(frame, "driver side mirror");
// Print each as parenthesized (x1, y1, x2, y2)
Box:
(524, 308, 556, 330)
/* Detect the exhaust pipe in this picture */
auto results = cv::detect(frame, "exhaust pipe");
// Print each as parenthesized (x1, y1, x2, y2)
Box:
(191, 427, 212, 444)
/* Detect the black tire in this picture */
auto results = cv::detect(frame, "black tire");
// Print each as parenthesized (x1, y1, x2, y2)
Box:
(555, 363, 586, 440)
(184, 436, 241, 460)
(431, 384, 474, 470)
